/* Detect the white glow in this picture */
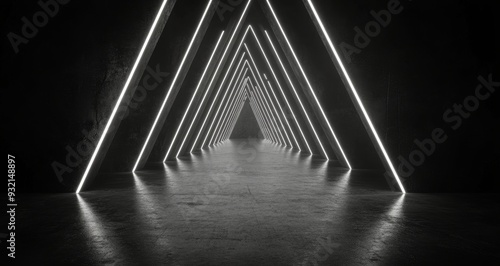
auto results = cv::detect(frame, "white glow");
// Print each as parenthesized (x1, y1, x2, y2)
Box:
(225, 95, 247, 140)
(247, 88, 270, 140)
(306, 0, 405, 192)
(179, 53, 245, 157)
(244, 44, 295, 148)
(76, 0, 171, 193)
(248, 26, 312, 154)
(163, 31, 225, 161)
(264, 3, 352, 166)
(227, 95, 246, 138)
(248, 81, 280, 144)
(246, 45, 298, 149)
(207, 63, 249, 147)
(248, 89, 269, 140)
(259, 28, 330, 159)
(132, 0, 213, 172)
(223, 89, 244, 140)
(250, 98, 268, 139)
(218, 78, 250, 143)
(246, 62, 287, 146)
(211, 74, 249, 146)
(189, 0, 253, 153)
(248, 83, 277, 143)
(224, 85, 247, 140)
(248, 95, 269, 139)
(249, 92, 272, 141)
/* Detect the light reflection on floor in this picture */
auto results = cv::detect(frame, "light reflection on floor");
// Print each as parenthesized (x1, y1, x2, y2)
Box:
(18, 139, 499, 265)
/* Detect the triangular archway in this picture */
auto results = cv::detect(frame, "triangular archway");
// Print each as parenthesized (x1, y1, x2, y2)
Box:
(76, 0, 406, 194)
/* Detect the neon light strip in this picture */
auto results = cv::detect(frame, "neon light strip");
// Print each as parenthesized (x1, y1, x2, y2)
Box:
(247, 94, 268, 140)
(245, 63, 287, 146)
(189, 1, 253, 152)
(249, 92, 272, 141)
(227, 95, 246, 139)
(215, 77, 250, 145)
(76, 0, 171, 193)
(163, 31, 225, 161)
(179, 53, 245, 157)
(207, 60, 249, 147)
(252, 89, 277, 143)
(248, 89, 271, 140)
(265, 79, 299, 147)
(221, 79, 253, 141)
(224, 84, 247, 140)
(260, 29, 331, 159)
(243, 47, 293, 148)
(306, 0, 405, 192)
(248, 80, 280, 144)
(132, 0, 213, 172)
(247, 89, 270, 140)
(248, 80, 278, 144)
(248, 26, 312, 154)
(203, 59, 247, 148)
(210, 72, 249, 146)
(244, 43, 299, 149)
(265, 3, 351, 165)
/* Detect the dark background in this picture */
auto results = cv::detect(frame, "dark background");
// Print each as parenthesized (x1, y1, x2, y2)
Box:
(1, 0, 499, 193)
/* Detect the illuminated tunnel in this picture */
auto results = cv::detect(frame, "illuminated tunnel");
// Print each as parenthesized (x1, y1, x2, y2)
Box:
(7, 0, 500, 264)
(76, 0, 406, 193)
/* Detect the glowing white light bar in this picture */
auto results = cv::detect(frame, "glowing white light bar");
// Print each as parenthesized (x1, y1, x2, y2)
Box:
(189, 0, 253, 153)
(227, 95, 246, 139)
(204, 62, 248, 147)
(221, 79, 253, 141)
(248, 89, 271, 140)
(247, 88, 270, 140)
(225, 95, 247, 141)
(210, 73, 249, 146)
(248, 82, 277, 143)
(260, 29, 330, 160)
(264, 3, 352, 166)
(132, 0, 213, 172)
(245, 43, 299, 149)
(76, 0, 171, 193)
(224, 84, 247, 140)
(249, 92, 272, 140)
(179, 53, 245, 157)
(248, 80, 280, 144)
(163, 31, 225, 161)
(306, 0, 405, 192)
(217, 77, 250, 144)
(246, 62, 287, 146)
(248, 94, 269, 139)
(244, 45, 294, 148)
(247, 26, 312, 154)
(207, 62, 249, 147)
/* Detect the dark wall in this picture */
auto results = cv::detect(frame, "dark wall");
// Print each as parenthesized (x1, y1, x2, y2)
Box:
(1, 0, 499, 193)
(1, 0, 165, 192)
(296, 0, 500, 192)
(230, 100, 264, 139)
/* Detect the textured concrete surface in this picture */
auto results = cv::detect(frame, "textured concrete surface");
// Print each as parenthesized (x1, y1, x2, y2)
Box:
(16, 139, 500, 265)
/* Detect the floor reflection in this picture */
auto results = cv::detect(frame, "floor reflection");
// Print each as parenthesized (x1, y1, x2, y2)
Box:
(76, 195, 124, 265)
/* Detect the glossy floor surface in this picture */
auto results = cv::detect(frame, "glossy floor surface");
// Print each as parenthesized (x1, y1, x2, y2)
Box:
(17, 139, 500, 265)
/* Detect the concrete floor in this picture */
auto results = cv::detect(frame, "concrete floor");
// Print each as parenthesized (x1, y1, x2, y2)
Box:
(16, 139, 500, 265)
